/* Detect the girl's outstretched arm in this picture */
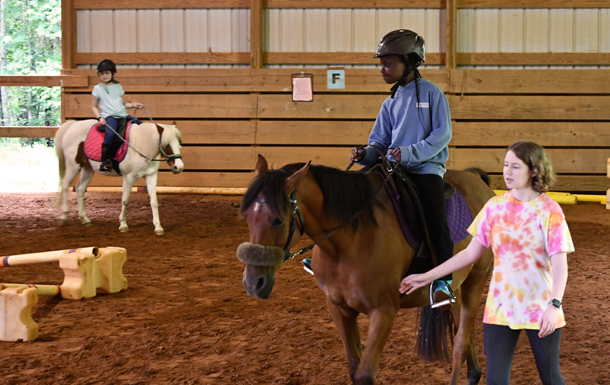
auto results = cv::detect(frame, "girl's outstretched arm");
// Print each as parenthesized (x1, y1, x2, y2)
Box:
(399, 236, 487, 295)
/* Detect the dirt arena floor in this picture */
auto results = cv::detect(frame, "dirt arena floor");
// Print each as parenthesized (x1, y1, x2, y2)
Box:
(0, 192, 608, 385)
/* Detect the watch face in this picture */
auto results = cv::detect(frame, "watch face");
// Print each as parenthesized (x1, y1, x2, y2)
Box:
(551, 299, 561, 308)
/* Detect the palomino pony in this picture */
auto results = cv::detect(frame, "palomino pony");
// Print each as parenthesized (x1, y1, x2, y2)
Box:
(54, 119, 184, 235)
(237, 155, 495, 385)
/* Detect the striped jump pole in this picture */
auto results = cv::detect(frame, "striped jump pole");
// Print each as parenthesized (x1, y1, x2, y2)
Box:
(0, 247, 99, 267)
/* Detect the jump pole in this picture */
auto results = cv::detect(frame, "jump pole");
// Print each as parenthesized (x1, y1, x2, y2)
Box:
(0, 247, 99, 267)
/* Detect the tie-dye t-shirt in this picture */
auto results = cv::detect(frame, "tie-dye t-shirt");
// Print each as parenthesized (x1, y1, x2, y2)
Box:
(467, 191, 574, 330)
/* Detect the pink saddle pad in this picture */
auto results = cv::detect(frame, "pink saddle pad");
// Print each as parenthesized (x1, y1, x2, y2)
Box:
(84, 122, 131, 162)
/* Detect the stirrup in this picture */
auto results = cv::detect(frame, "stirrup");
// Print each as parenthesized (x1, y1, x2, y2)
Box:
(99, 161, 112, 172)
(302, 258, 314, 276)
(430, 280, 456, 309)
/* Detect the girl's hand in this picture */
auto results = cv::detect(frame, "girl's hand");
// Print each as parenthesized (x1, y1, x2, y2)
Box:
(399, 273, 431, 295)
(99, 117, 106, 126)
(389, 147, 401, 162)
(132, 103, 144, 110)
(349, 147, 366, 162)
(538, 305, 559, 338)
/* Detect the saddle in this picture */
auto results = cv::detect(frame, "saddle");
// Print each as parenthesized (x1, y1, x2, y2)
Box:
(366, 153, 471, 275)
(84, 119, 132, 174)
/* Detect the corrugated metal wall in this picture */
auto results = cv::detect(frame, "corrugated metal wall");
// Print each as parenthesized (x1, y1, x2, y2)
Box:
(76, 8, 610, 69)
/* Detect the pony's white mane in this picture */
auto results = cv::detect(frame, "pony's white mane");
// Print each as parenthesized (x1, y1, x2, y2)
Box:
(157, 123, 182, 147)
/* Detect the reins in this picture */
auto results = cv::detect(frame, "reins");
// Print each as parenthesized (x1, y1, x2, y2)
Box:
(100, 105, 181, 164)
(283, 145, 397, 261)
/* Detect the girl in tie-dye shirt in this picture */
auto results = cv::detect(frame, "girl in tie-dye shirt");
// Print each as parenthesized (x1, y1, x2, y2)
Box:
(400, 141, 573, 385)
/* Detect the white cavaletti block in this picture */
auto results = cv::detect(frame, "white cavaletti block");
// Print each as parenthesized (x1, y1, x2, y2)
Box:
(0, 287, 39, 342)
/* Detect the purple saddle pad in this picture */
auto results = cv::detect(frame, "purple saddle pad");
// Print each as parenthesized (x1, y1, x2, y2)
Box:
(386, 185, 473, 251)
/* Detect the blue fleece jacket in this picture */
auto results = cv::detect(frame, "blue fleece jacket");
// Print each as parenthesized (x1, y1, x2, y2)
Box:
(360, 78, 452, 177)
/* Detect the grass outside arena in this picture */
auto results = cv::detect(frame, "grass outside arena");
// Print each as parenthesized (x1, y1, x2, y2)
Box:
(0, 140, 58, 193)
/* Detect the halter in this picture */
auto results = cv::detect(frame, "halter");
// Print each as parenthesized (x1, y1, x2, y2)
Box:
(281, 190, 306, 261)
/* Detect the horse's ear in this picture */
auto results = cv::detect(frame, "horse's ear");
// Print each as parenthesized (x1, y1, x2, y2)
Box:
(171, 121, 176, 126)
(285, 161, 311, 191)
(255, 154, 268, 176)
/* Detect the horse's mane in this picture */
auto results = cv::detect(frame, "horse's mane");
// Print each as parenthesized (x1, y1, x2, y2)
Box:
(241, 163, 381, 232)
(158, 123, 182, 147)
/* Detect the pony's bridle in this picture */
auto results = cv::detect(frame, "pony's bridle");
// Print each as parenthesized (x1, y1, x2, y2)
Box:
(157, 138, 182, 165)
(282, 190, 306, 261)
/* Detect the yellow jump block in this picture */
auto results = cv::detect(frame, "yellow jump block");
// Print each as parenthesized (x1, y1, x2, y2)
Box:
(0, 287, 39, 342)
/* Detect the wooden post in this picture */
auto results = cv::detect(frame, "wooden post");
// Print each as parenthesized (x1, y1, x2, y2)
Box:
(61, 0, 76, 71)
(250, 0, 263, 69)
(607, 156, 610, 210)
(446, 0, 457, 70)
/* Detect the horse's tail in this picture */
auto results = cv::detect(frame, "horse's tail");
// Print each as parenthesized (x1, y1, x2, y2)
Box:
(55, 120, 76, 181)
(416, 306, 456, 363)
(465, 167, 491, 187)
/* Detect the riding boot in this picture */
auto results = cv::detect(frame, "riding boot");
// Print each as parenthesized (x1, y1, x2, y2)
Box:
(100, 144, 113, 172)
(430, 279, 456, 310)
(302, 258, 314, 276)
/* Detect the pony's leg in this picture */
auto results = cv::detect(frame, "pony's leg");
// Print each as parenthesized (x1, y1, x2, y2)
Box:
(59, 164, 81, 222)
(144, 172, 164, 235)
(74, 166, 95, 226)
(327, 300, 362, 381)
(118, 175, 136, 232)
(450, 281, 485, 385)
(353, 309, 395, 385)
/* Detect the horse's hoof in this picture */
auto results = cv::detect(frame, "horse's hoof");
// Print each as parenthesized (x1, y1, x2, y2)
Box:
(119, 226, 129, 232)
(155, 229, 165, 236)
(83, 221, 92, 227)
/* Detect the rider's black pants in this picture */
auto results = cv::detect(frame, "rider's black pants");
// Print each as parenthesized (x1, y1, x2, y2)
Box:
(406, 172, 454, 281)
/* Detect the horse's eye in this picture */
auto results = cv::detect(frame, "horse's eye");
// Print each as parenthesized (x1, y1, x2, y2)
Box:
(271, 218, 284, 227)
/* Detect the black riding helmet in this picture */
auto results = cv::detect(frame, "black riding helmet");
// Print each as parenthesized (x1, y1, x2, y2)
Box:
(96, 59, 117, 74)
(373, 29, 426, 68)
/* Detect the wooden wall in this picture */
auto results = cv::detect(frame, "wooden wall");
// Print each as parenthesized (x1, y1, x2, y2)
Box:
(2, 0, 610, 193)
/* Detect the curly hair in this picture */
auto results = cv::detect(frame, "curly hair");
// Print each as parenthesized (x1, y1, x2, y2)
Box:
(506, 141, 556, 193)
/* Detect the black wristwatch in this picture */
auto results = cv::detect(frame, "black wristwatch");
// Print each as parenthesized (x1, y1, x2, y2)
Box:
(96, 117, 102, 121)
(549, 299, 562, 308)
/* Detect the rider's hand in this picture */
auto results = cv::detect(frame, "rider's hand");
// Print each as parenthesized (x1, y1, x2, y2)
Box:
(349, 147, 366, 162)
(389, 147, 402, 162)
(132, 103, 144, 109)
(99, 117, 106, 126)
(399, 273, 432, 295)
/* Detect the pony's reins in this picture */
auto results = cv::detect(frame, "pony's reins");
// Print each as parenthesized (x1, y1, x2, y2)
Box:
(100, 105, 182, 164)
(283, 145, 397, 261)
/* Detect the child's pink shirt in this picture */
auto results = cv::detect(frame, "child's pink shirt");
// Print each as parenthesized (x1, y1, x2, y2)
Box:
(467, 191, 574, 330)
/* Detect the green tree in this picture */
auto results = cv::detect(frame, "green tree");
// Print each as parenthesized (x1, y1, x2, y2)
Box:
(0, 0, 61, 136)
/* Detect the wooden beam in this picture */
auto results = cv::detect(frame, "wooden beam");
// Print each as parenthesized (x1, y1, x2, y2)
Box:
(265, 52, 444, 65)
(450, 69, 610, 94)
(452, 122, 610, 147)
(61, 68, 449, 93)
(266, 0, 445, 7)
(250, 0, 263, 69)
(0, 75, 88, 87)
(257, 94, 387, 119)
(446, 0, 457, 70)
(75, 0, 250, 9)
(75, 53, 250, 65)
(458, 0, 610, 8)
(61, 0, 76, 70)
(487, 175, 609, 193)
(457, 53, 610, 66)
(449, 95, 610, 120)
(64, 94, 257, 119)
(0, 126, 58, 138)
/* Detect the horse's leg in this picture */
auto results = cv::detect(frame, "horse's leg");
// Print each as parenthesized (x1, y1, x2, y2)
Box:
(353, 309, 395, 385)
(118, 175, 136, 232)
(327, 300, 362, 381)
(59, 163, 81, 222)
(450, 278, 487, 385)
(74, 166, 94, 226)
(144, 172, 164, 235)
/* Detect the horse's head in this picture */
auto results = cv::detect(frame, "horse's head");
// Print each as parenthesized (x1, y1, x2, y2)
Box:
(156, 123, 184, 174)
(237, 155, 310, 299)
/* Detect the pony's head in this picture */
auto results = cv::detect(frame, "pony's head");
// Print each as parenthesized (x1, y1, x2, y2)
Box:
(237, 155, 380, 299)
(237, 155, 310, 299)
(156, 123, 184, 174)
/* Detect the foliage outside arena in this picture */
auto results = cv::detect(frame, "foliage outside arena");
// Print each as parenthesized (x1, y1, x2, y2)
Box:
(0, 0, 62, 145)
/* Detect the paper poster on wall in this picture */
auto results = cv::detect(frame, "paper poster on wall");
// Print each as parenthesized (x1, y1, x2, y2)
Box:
(292, 73, 313, 102)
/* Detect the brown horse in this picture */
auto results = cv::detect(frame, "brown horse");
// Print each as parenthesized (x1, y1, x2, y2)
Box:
(237, 155, 495, 385)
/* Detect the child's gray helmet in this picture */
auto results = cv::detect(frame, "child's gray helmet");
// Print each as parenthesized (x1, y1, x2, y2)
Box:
(96, 59, 117, 74)
(373, 29, 425, 68)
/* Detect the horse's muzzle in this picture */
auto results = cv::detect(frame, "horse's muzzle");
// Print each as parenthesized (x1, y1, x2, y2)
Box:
(236, 242, 285, 267)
